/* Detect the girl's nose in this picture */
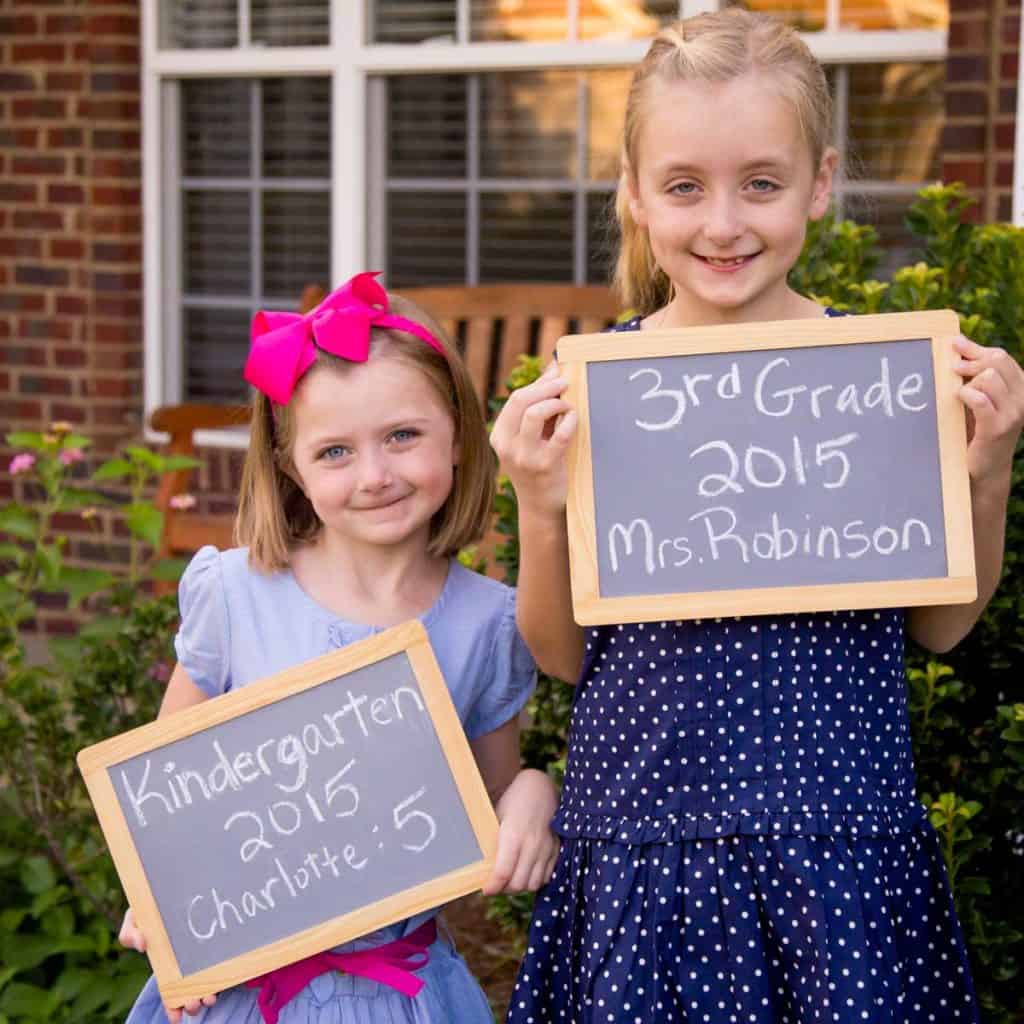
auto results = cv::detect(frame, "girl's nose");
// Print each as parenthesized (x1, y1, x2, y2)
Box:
(703, 194, 743, 246)
(357, 451, 393, 490)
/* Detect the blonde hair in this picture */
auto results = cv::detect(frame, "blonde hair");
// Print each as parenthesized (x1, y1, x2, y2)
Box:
(236, 294, 494, 572)
(614, 8, 834, 316)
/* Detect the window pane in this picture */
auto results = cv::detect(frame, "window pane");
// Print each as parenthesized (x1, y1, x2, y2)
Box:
(480, 192, 574, 282)
(848, 63, 944, 182)
(184, 308, 251, 403)
(588, 68, 632, 181)
(580, 1, 680, 40)
(184, 191, 251, 294)
(374, 0, 457, 42)
(587, 190, 617, 286)
(160, 0, 237, 49)
(252, 0, 329, 45)
(262, 79, 331, 179)
(840, 0, 948, 30)
(481, 72, 577, 179)
(183, 80, 250, 179)
(472, 0, 569, 41)
(389, 76, 467, 179)
(262, 192, 330, 300)
(388, 192, 467, 286)
(726, 0, 825, 31)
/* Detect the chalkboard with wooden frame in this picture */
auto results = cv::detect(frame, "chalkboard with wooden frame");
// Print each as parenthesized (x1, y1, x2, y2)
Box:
(560, 310, 976, 625)
(77, 620, 498, 1009)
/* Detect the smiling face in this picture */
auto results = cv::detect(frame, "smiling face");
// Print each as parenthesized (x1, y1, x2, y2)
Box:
(286, 355, 459, 554)
(626, 72, 836, 325)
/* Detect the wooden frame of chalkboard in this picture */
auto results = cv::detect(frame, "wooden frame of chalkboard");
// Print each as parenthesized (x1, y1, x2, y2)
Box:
(560, 310, 976, 625)
(77, 620, 498, 1008)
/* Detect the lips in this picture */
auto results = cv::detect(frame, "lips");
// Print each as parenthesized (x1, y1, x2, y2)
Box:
(695, 253, 760, 268)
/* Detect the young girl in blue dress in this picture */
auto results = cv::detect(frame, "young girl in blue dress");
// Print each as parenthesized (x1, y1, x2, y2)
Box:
(121, 271, 560, 1024)
(492, 10, 1024, 1023)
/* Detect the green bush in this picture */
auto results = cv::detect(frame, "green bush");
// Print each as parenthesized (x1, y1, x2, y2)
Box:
(490, 184, 1024, 1021)
(0, 433, 196, 1021)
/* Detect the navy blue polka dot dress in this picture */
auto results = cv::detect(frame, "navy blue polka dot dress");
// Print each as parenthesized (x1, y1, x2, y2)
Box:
(507, 316, 980, 1024)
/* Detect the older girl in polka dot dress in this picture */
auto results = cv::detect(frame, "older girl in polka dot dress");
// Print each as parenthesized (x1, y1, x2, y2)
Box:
(491, 10, 1024, 1024)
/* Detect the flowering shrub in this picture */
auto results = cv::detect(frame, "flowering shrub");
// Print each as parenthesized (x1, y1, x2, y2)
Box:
(0, 429, 197, 1021)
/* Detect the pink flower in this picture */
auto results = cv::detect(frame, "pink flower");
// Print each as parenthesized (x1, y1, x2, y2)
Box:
(59, 448, 85, 466)
(148, 662, 171, 683)
(8, 453, 36, 475)
(169, 493, 197, 511)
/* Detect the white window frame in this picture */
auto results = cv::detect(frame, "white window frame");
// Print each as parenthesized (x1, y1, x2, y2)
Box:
(141, 0, 946, 447)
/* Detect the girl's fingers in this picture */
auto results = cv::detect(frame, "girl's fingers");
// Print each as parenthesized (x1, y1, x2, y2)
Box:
(518, 398, 573, 443)
(492, 376, 569, 446)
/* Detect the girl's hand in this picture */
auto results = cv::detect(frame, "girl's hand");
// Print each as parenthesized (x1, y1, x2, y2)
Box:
(482, 769, 560, 895)
(119, 908, 218, 1021)
(952, 336, 1024, 485)
(490, 363, 577, 514)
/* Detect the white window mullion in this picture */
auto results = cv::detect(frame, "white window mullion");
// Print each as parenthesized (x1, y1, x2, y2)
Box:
(334, 2, 365, 280)
(574, 74, 588, 286)
(162, 81, 184, 405)
(239, 0, 252, 47)
(456, 0, 470, 45)
(367, 78, 388, 278)
(251, 81, 263, 305)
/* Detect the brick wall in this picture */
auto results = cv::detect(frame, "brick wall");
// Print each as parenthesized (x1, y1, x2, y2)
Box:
(1, 0, 144, 634)
(945, 0, 1021, 222)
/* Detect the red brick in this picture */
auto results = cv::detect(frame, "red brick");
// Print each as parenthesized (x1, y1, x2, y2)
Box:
(0, 15, 39, 36)
(56, 295, 88, 316)
(13, 209, 64, 232)
(53, 347, 88, 368)
(0, 347, 47, 367)
(46, 126, 83, 147)
(0, 398, 44, 419)
(89, 378, 135, 399)
(12, 154, 65, 175)
(1003, 13, 1021, 46)
(49, 238, 85, 260)
(91, 71, 139, 94)
(47, 183, 84, 205)
(48, 402, 86, 424)
(12, 43, 66, 63)
(15, 265, 69, 288)
(947, 55, 989, 82)
(0, 127, 39, 147)
(92, 128, 139, 151)
(94, 320, 138, 344)
(946, 89, 988, 117)
(0, 292, 45, 313)
(78, 96, 139, 121)
(948, 16, 989, 49)
(94, 270, 142, 292)
(95, 349, 140, 371)
(85, 42, 140, 66)
(20, 375, 73, 397)
(996, 122, 1017, 149)
(89, 211, 141, 233)
(0, 72, 37, 92)
(44, 14, 84, 35)
(0, 235, 41, 258)
(18, 317, 72, 341)
(45, 71, 83, 92)
(43, 618, 77, 636)
(0, 371, 10, 391)
(1000, 86, 1017, 114)
(95, 295, 141, 317)
(91, 156, 140, 179)
(11, 97, 65, 119)
(997, 160, 1015, 186)
(941, 122, 987, 150)
(0, 181, 37, 202)
(92, 240, 141, 263)
(91, 185, 141, 207)
(1001, 53, 1019, 79)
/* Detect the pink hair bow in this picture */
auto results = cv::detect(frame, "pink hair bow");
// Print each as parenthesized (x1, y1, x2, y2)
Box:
(244, 271, 445, 405)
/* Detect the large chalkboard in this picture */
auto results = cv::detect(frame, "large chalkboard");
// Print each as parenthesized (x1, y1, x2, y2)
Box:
(560, 311, 976, 624)
(77, 620, 497, 1008)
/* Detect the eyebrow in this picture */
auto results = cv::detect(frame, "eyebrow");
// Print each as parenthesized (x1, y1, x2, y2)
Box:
(656, 157, 792, 177)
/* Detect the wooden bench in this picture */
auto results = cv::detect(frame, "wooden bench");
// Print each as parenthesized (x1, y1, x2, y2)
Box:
(151, 283, 620, 568)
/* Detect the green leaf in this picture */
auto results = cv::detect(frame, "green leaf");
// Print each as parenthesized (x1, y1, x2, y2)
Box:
(60, 434, 92, 451)
(57, 488, 110, 511)
(19, 856, 56, 896)
(55, 566, 115, 607)
(4, 432, 46, 451)
(0, 505, 38, 541)
(149, 558, 188, 582)
(124, 503, 164, 547)
(69, 976, 116, 1018)
(124, 445, 162, 471)
(36, 543, 63, 586)
(52, 968, 92, 1004)
(77, 614, 123, 641)
(156, 454, 202, 472)
(91, 458, 133, 481)
(0, 542, 27, 564)
(0, 981, 58, 1018)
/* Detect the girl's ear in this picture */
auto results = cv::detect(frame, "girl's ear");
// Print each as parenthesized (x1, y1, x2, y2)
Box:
(624, 166, 649, 229)
(809, 146, 838, 221)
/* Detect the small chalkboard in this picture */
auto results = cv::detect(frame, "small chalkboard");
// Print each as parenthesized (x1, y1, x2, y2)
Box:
(77, 620, 497, 1008)
(560, 310, 976, 624)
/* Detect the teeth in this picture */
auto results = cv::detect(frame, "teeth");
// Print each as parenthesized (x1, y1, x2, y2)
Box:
(704, 256, 747, 266)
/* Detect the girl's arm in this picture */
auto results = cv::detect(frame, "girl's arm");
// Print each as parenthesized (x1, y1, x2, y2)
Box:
(491, 365, 585, 682)
(470, 716, 560, 895)
(119, 664, 218, 1023)
(908, 337, 1024, 653)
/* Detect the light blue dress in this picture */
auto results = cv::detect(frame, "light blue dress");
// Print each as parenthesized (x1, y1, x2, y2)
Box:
(126, 545, 536, 1024)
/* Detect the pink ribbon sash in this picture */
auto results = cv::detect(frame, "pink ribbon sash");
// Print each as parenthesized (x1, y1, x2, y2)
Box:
(245, 918, 436, 1024)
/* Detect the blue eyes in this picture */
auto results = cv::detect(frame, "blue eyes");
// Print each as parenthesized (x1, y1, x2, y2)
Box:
(669, 179, 780, 197)
(317, 429, 420, 462)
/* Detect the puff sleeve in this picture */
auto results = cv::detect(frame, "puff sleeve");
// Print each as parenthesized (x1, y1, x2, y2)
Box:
(172, 545, 231, 697)
(464, 586, 536, 740)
